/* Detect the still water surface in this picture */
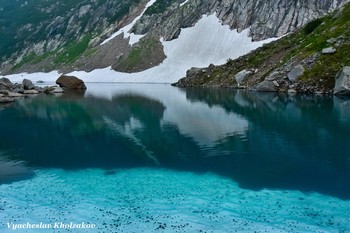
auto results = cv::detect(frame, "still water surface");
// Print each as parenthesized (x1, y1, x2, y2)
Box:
(0, 83, 349, 232)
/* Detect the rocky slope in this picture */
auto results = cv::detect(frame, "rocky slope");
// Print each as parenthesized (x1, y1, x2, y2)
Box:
(173, 3, 350, 95)
(0, 0, 349, 76)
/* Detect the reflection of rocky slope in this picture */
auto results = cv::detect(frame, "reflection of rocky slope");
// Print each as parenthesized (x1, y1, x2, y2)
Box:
(1, 0, 348, 75)
(0, 88, 349, 199)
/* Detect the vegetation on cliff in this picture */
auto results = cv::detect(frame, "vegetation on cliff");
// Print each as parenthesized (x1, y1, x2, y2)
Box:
(174, 3, 350, 94)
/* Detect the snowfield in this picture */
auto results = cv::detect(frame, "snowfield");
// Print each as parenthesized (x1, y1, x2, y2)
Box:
(4, 14, 277, 84)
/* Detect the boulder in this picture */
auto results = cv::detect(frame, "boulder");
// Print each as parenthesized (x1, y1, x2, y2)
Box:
(322, 47, 336, 54)
(22, 79, 35, 90)
(56, 75, 87, 90)
(23, 90, 39, 95)
(0, 97, 14, 103)
(0, 77, 12, 84)
(287, 65, 305, 82)
(333, 66, 350, 95)
(253, 80, 277, 92)
(0, 82, 12, 92)
(235, 69, 253, 86)
(7, 92, 23, 97)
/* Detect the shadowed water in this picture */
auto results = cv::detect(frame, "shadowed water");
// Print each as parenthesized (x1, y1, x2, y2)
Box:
(0, 84, 349, 200)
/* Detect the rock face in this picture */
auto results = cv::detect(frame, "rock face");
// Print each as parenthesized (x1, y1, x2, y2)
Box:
(56, 75, 87, 90)
(0, 0, 348, 75)
(334, 67, 350, 95)
(134, 0, 347, 41)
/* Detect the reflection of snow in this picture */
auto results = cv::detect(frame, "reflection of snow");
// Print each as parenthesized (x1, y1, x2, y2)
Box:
(88, 83, 248, 146)
(5, 15, 277, 84)
(101, 0, 157, 46)
(103, 116, 159, 165)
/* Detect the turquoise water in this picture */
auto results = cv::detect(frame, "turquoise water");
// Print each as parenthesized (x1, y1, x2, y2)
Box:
(0, 83, 349, 232)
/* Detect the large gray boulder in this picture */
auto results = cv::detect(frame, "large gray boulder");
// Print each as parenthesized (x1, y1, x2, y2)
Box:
(56, 75, 87, 90)
(235, 69, 253, 86)
(333, 66, 350, 95)
(287, 65, 305, 82)
(252, 80, 277, 92)
(22, 79, 35, 90)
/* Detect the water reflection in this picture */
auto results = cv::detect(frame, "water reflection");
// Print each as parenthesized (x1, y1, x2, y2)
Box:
(0, 84, 349, 199)
(0, 155, 34, 184)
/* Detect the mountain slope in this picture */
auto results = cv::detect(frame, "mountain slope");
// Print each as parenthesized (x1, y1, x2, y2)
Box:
(173, 2, 350, 94)
(0, 0, 349, 80)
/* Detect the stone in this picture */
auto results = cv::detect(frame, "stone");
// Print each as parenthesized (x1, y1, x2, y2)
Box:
(253, 80, 277, 92)
(273, 81, 280, 87)
(266, 71, 280, 81)
(0, 77, 12, 84)
(56, 75, 87, 90)
(36, 80, 45, 84)
(327, 38, 337, 44)
(7, 92, 23, 97)
(333, 66, 350, 95)
(186, 67, 202, 77)
(44, 86, 64, 94)
(235, 69, 253, 85)
(0, 82, 11, 91)
(23, 90, 39, 94)
(22, 79, 35, 90)
(322, 47, 336, 54)
(0, 97, 14, 103)
(50, 86, 64, 93)
(287, 65, 305, 82)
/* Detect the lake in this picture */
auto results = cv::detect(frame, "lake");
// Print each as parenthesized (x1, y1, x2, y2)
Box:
(0, 83, 349, 232)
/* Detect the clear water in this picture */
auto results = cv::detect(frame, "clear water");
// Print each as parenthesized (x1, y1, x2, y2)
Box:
(0, 83, 349, 232)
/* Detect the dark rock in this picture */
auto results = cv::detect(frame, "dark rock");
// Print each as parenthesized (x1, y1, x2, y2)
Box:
(186, 67, 202, 77)
(22, 79, 35, 90)
(334, 66, 350, 95)
(0, 82, 12, 92)
(0, 77, 12, 84)
(36, 80, 45, 83)
(56, 75, 87, 90)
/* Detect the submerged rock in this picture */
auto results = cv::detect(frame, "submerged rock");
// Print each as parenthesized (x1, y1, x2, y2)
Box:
(56, 75, 87, 90)
(0, 77, 12, 84)
(333, 66, 350, 95)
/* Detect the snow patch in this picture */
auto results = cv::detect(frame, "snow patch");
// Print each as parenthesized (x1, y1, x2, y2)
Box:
(180, 0, 190, 7)
(5, 14, 278, 84)
(101, 0, 157, 46)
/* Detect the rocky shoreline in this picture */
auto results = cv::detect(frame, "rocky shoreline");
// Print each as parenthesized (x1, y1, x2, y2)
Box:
(0, 75, 86, 104)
